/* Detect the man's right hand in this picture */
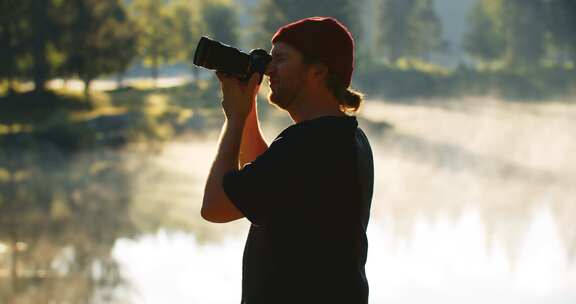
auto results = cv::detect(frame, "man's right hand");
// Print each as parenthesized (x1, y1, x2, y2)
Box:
(215, 72, 262, 123)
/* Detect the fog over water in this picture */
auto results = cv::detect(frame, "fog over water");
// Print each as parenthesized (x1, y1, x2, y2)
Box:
(112, 97, 576, 303)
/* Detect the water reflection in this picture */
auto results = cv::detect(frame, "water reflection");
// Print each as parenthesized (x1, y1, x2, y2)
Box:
(0, 120, 251, 303)
(361, 98, 576, 266)
(0, 141, 138, 303)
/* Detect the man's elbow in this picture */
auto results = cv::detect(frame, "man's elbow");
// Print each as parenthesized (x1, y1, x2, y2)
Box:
(201, 191, 226, 223)
(201, 190, 245, 223)
(201, 207, 225, 223)
(200, 205, 241, 223)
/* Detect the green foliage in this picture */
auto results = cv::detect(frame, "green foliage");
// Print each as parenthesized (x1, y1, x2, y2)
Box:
(355, 61, 447, 99)
(129, 0, 240, 81)
(0, 89, 187, 152)
(201, 0, 239, 45)
(464, 0, 575, 68)
(108, 80, 221, 111)
(0, 1, 30, 87)
(168, 0, 204, 65)
(1, 0, 573, 102)
(356, 62, 576, 100)
(464, 0, 506, 63)
(545, 0, 576, 64)
(130, 0, 180, 81)
(0, 0, 139, 93)
(378, 0, 443, 62)
(501, 0, 547, 67)
(0, 0, 67, 91)
(58, 0, 139, 94)
(0, 91, 92, 125)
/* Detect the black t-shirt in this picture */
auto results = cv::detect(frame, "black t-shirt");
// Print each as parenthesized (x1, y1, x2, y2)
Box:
(223, 115, 374, 304)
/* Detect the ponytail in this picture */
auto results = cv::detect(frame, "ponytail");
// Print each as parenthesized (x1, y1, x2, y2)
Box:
(326, 74, 364, 114)
(301, 54, 365, 113)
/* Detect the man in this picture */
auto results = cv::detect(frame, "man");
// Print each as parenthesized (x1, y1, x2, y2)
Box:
(201, 17, 374, 304)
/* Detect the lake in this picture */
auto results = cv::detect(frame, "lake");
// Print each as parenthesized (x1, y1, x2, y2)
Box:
(1, 97, 575, 303)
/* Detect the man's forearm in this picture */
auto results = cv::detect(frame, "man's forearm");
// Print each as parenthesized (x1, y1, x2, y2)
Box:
(201, 118, 246, 223)
(239, 102, 268, 167)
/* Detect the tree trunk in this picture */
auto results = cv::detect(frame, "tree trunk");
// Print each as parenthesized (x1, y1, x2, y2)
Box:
(152, 56, 159, 88)
(8, 170, 18, 293)
(32, 0, 49, 93)
(83, 78, 92, 100)
(116, 72, 125, 89)
(7, 78, 17, 95)
(10, 227, 18, 293)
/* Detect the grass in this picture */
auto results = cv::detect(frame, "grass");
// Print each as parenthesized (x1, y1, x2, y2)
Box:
(0, 79, 226, 151)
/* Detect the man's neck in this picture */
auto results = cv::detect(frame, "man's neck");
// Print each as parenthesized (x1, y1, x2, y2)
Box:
(288, 91, 345, 123)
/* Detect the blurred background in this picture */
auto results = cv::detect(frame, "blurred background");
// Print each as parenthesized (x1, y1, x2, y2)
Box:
(0, 0, 575, 303)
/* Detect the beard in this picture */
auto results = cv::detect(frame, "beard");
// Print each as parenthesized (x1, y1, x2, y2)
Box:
(268, 90, 292, 111)
(267, 80, 302, 111)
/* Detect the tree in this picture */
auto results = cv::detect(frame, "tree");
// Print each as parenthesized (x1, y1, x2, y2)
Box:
(464, 0, 548, 68)
(0, 0, 138, 95)
(130, 0, 180, 86)
(202, 0, 239, 45)
(9, 0, 66, 93)
(59, 0, 139, 97)
(378, 0, 443, 63)
(168, 0, 204, 78)
(0, 1, 30, 93)
(30, 0, 52, 92)
(545, 0, 576, 64)
(167, 0, 239, 79)
(463, 0, 507, 64)
(410, 0, 444, 61)
(501, 0, 547, 67)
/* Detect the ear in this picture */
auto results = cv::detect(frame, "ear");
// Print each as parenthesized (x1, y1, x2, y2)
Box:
(308, 63, 328, 84)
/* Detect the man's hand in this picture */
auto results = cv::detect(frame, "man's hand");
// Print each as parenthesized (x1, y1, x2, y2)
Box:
(216, 72, 262, 123)
(201, 72, 262, 223)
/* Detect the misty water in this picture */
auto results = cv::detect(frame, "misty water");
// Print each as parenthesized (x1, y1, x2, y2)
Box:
(2, 97, 575, 303)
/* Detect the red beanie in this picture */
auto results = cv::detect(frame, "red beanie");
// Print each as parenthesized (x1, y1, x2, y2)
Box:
(271, 17, 354, 88)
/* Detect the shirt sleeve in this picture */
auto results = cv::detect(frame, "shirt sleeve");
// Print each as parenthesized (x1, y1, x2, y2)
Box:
(222, 134, 301, 226)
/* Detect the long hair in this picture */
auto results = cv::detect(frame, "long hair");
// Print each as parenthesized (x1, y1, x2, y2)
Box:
(302, 54, 364, 114)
